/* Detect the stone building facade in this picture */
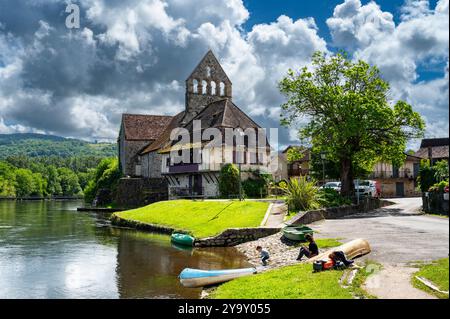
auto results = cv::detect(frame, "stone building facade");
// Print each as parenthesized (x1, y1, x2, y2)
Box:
(138, 50, 270, 198)
(118, 114, 173, 176)
(370, 154, 422, 197)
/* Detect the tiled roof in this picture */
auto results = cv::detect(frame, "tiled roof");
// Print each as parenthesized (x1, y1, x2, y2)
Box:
(414, 145, 449, 160)
(140, 112, 186, 154)
(183, 98, 261, 131)
(140, 99, 267, 155)
(121, 114, 173, 141)
(420, 138, 449, 148)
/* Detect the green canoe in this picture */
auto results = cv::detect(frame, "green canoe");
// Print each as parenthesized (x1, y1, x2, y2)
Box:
(282, 225, 314, 241)
(171, 233, 195, 247)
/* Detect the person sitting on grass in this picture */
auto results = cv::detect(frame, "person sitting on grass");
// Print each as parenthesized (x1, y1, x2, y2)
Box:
(296, 234, 319, 261)
(329, 251, 354, 268)
(256, 246, 270, 266)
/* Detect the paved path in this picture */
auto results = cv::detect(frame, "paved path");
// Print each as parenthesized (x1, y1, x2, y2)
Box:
(363, 264, 436, 299)
(311, 197, 448, 298)
(263, 203, 287, 228)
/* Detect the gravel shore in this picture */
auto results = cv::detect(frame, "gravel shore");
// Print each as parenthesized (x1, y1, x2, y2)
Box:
(235, 232, 303, 270)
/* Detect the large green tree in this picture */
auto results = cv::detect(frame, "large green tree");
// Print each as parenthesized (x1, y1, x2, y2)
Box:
(279, 52, 425, 196)
(14, 168, 35, 198)
(57, 167, 81, 196)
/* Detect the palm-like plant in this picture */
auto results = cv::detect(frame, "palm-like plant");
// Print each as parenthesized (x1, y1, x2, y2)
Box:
(281, 177, 320, 212)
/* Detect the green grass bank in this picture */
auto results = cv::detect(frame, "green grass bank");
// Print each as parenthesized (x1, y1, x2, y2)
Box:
(211, 262, 374, 299)
(412, 258, 449, 299)
(113, 200, 269, 238)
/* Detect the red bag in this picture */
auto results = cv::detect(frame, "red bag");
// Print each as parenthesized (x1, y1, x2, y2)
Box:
(322, 259, 335, 270)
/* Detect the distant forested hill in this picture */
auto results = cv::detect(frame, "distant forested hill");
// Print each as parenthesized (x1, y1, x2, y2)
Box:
(0, 133, 116, 158)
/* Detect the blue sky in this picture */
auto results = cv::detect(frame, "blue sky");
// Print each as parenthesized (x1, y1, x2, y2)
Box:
(0, 0, 448, 147)
(243, 0, 444, 82)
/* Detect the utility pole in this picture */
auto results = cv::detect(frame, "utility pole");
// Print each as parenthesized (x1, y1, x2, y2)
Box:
(320, 152, 326, 185)
(239, 162, 242, 201)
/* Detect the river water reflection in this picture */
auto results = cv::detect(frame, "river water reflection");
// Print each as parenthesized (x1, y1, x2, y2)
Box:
(0, 200, 251, 299)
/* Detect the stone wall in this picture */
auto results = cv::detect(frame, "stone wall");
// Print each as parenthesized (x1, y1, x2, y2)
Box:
(183, 51, 232, 124)
(194, 227, 281, 247)
(378, 178, 420, 197)
(111, 214, 176, 234)
(115, 177, 168, 208)
(112, 214, 280, 247)
(142, 151, 164, 178)
(202, 173, 219, 197)
(287, 198, 394, 226)
(123, 140, 152, 177)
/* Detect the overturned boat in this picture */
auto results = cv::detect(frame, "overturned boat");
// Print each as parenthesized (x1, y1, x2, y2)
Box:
(308, 238, 371, 263)
(179, 267, 257, 288)
(282, 225, 314, 241)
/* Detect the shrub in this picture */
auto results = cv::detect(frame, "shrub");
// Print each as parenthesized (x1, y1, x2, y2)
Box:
(84, 158, 121, 204)
(434, 160, 449, 182)
(417, 160, 437, 193)
(317, 188, 352, 208)
(242, 171, 272, 198)
(282, 177, 320, 212)
(218, 164, 240, 198)
(428, 180, 449, 193)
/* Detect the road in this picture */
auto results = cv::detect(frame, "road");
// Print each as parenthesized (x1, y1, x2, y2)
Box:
(313, 197, 449, 263)
(311, 198, 449, 298)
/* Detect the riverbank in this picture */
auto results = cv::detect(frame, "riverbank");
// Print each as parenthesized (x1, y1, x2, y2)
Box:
(234, 231, 343, 269)
(112, 200, 270, 239)
(0, 196, 83, 201)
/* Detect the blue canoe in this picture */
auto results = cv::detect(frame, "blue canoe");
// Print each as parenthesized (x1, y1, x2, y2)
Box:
(179, 267, 257, 288)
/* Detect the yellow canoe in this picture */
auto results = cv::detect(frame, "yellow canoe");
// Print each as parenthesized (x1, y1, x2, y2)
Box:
(308, 238, 371, 263)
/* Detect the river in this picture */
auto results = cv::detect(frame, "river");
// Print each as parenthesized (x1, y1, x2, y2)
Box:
(0, 200, 251, 299)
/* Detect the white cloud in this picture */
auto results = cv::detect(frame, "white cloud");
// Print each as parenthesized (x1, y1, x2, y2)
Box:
(327, 0, 449, 139)
(327, 0, 395, 49)
(0, 0, 448, 147)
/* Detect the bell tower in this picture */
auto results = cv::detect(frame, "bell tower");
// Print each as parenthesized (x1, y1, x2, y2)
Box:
(183, 50, 232, 124)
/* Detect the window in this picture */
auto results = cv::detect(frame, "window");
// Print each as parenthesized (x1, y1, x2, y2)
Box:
(202, 80, 207, 95)
(206, 66, 211, 78)
(210, 81, 216, 95)
(193, 79, 198, 93)
(219, 82, 225, 96)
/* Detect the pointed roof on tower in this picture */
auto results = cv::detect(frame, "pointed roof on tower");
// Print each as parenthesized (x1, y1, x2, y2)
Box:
(186, 50, 232, 84)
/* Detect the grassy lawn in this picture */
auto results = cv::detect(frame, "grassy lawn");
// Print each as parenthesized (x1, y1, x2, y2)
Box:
(211, 261, 376, 299)
(315, 238, 343, 249)
(412, 258, 449, 299)
(114, 200, 269, 238)
(211, 263, 352, 299)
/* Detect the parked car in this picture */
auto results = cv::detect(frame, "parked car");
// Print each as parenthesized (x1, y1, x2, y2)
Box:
(320, 182, 341, 192)
(354, 180, 378, 198)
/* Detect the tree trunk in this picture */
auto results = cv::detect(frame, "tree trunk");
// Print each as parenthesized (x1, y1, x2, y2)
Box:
(340, 158, 354, 197)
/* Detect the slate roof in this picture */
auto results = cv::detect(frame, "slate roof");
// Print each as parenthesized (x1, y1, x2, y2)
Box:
(121, 114, 173, 141)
